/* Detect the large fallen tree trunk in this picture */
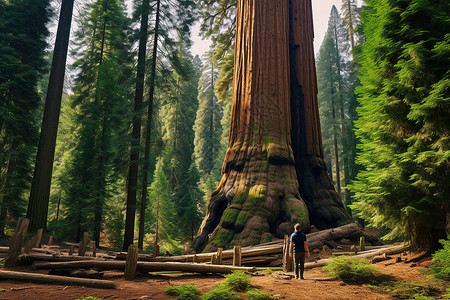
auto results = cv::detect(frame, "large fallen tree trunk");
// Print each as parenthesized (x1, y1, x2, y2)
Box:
(34, 260, 255, 274)
(304, 244, 409, 269)
(0, 270, 115, 289)
(19, 253, 105, 262)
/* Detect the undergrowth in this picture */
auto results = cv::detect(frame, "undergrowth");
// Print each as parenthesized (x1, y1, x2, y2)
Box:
(429, 236, 450, 282)
(165, 285, 200, 300)
(323, 256, 380, 284)
(164, 271, 274, 300)
(246, 288, 275, 300)
(222, 270, 251, 292)
(365, 281, 443, 299)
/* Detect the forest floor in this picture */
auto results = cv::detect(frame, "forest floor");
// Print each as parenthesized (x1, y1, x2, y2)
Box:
(0, 249, 446, 300)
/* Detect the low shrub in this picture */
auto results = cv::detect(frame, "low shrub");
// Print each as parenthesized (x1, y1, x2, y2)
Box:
(429, 236, 450, 281)
(323, 256, 379, 284)
(200, 286, 237, 300)
(263, 269, 273, 275)
(165, 285, 200, 300)
(246, 288, 275, 300)
(222, 270, 251, 292)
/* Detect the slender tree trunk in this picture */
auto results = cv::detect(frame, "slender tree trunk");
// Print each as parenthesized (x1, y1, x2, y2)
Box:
(0, 140, 13, 235)
(124, 0, 161, 251)
(131, 0, 150, 251)
(194, 0, 350, 251)
(344, 0, 355, 51)
(27, 0, 74, 233)
(332, 102, 341, 194)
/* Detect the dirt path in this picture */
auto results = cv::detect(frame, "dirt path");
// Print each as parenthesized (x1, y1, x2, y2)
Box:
(0, 256, 439, 299)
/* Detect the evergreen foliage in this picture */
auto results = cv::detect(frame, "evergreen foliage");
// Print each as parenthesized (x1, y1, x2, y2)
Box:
(198, 0, 236, 101)
(430, 236, 450, 281)
(148, 158, 176, 249)
(351, 0, 450, 250)
(57, 0, 132, 243)
(323, 256, 379, 284)
(193, 59, 223, 180)
(0, 0, 50, 234)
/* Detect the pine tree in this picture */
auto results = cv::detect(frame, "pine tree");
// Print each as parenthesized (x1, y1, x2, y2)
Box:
(351, 0, 450, 250)
(28, 0, 75, 233)
(124, 0, 197, 251)
(317, 6, 353, 203)
(0, 0, 50, 234)
(61, 0, 132, 244)
(193, 58, 223, 180)
(159, 47, 201, 240)
(148, 158, 176, 252)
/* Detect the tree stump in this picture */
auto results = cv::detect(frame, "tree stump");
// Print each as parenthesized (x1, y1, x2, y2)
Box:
(78, 232, 89, 256)
(5, 218, 30, 267)
(124, 244, 138, 280)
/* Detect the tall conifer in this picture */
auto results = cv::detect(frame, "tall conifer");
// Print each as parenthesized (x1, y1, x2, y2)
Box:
(351, 0, 450, 250)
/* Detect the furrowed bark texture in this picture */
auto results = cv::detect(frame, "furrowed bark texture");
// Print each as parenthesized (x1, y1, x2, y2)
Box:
(194, 0, 350, 252)
(289, 0, 350, 229)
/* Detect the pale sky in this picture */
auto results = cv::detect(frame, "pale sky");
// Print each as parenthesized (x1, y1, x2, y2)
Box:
(190, 0, 346, 57)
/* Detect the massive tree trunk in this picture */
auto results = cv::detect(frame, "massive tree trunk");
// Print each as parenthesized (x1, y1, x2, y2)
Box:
(193, 0, 350, 252)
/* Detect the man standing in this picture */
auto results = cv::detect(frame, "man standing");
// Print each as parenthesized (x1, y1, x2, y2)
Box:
(290, 223, 310, 279)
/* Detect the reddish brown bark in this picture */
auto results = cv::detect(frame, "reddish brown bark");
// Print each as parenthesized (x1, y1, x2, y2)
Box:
(193, 0, 350, 252)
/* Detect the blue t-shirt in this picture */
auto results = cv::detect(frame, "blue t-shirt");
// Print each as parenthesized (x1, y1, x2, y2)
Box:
(290, 231, 307, 252)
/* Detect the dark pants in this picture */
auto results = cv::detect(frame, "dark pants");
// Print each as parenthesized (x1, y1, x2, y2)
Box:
(294, 252, 306, 279)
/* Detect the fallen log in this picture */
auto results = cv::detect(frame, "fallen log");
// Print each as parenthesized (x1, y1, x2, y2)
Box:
(20, 253, 103, 262)
(0, 270, 115, 289)
(34, 260, 254, 274)
(371, 253, 389, 263)
(304, 244, 410, 269)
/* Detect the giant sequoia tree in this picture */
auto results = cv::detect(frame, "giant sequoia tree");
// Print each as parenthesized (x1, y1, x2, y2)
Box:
(194, 0, 351, 251)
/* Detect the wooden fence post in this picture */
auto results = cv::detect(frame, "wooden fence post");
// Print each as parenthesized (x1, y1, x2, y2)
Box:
(124, 244, 138, 280)
(283, 235, 293, 272)
(233, 246, 242, 267)
(5, 218, 30, 267)
(211, 254, 217, 265)
(193, 255, 198, 263)
(217, 248, 223, 265)
(78, 232, 89, 256)
(360, 237, 365, 252)
(48, 236, 53, 246)
(91, 241, 96, 257)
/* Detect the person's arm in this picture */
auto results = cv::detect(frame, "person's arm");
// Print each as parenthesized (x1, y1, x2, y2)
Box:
(304, 241, 310, 258)
(290, 241, 294, 257)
